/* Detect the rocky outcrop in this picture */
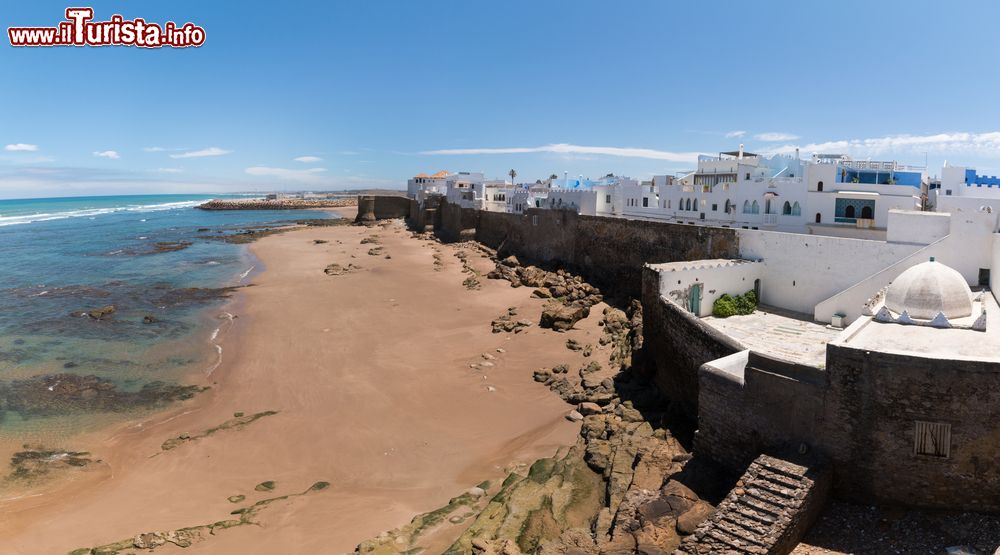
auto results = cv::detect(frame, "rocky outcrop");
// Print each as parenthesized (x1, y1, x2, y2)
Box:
(0, 373, 205, 418)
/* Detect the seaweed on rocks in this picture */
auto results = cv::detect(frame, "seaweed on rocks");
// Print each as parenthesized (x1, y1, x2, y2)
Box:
(0, 373, 206, 418)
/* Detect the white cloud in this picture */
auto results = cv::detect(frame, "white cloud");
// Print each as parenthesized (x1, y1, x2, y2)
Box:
(725, 130, 747, 139)
(170, 147, 232, 159)
(93, 150, 120, 159)
(153, 168, 183, 173)
(5, 143, 38, 152)
(294, 156, 323, 163)
(245, 166, 328, 183)
(143, 146, 166, 152)
(755, 132, 800, 142)
(420, 143, 702, 164)
(763, 131, 1000, 159)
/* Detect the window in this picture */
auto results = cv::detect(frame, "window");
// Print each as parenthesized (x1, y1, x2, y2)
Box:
(606, 194, 611, 203)
(861, 205, 873, 219)
(667, 200, 671, 209)
(946, 190, 953, 196)
(914, 421, 951, 458)
(815, 212, 821, 223)
(817, 181, 824, 192)
(792, 202, 801, 216)
(711, 203, 718, 211)
(745, 173, 750, 180)
(532, 215, 539, 226)
(642, 197, 649, 207)
(686, 198, 692, 211)
(751, 200, 759, 214)
(845, 205, 856, 218)
(743, 200, 751, 214)
(782, 201, 792, 215)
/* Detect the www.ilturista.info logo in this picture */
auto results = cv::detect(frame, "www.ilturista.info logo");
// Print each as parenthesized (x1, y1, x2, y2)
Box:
(8, 8, 205, 48)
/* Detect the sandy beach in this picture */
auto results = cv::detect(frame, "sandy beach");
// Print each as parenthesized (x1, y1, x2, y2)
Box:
(0, 209, 608, 554)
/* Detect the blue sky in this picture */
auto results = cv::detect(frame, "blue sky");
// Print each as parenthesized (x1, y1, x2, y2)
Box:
(2, 0, 1000, 198)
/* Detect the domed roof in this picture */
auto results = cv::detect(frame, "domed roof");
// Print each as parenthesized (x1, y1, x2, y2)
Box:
(884, 258, 972, 320)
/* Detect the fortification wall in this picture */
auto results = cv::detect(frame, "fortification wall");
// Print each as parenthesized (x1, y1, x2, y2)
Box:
(822, 343, 1000, 511)
(371, 195, 411, 220)
(438, 200, 740, 299)
(696, 351, 827, 473)
(641, 267, 742, 418)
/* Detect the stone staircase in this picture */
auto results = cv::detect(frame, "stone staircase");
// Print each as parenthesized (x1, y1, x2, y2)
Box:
(674, 454, 830, 555)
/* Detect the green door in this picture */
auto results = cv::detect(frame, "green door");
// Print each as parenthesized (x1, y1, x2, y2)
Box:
(689, 283, 702, 314)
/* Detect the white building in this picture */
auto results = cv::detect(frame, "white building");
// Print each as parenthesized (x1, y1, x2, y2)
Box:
(646, 149, 925, 239)
(407, 170, 451, 202)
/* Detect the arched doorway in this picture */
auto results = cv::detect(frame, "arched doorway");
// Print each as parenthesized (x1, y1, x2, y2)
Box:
(861, 205, 873, 219)
(815, 212, 822, 223)
(845, 205, 856, 218)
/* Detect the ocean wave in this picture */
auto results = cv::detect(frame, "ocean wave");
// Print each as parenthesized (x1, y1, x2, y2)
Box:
(0, 200, 203, 227)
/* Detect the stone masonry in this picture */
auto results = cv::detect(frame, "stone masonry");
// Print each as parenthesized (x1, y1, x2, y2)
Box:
(675, 455, 831, 555)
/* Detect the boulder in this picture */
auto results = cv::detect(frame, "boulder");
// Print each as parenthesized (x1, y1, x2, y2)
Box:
(540, 303, 590, 332)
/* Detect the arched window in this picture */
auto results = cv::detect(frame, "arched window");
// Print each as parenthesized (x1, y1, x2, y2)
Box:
(861, 205, 873, 219)
(686, 198, 692, 211)
(751, 200, 759, 214)
(782, 201, 792, 215)
(791, 202, 801, 216)
(817, 181, 824, 192)
(725, 199, 732, 213)
(765, 199, 772, 214)
(743, 200, 751, 214)
(845, 205, 856, 218)
(815, 212, 822, 223)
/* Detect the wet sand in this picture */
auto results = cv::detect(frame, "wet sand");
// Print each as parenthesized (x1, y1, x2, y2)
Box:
(0, 211, 600, 554)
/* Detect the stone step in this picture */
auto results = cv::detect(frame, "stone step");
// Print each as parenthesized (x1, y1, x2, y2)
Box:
(745, 486, 792, 508)
(756, 467, 805, 491)
(720, 513, 771, 539)
(712, 518, 768, 548)
(756, 457, 809, 482)
(732, 504, 778, 526)
(737, 495, 782, 519)
(751, 479, 798, 501)
(704, 527, 761, 554)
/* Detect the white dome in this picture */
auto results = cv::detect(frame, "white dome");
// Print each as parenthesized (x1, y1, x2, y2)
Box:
(884, 259, 972, 320)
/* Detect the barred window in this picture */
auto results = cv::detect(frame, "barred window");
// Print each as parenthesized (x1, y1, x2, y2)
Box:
(914, 421, 951, 458)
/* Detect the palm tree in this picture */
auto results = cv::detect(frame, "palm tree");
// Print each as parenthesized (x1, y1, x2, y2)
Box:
(509, 169, 517, 185)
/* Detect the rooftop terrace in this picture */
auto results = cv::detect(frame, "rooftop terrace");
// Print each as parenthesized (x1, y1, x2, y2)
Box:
(701, 306, 842, 367)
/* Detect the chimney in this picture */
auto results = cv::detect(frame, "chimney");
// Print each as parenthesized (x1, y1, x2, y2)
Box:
(738, 144, 744, 160)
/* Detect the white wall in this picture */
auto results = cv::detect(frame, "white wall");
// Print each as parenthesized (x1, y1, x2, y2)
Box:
(654, 260, 763, 317)
(737, 229, 922, 316)
(886, 210, 950, 245)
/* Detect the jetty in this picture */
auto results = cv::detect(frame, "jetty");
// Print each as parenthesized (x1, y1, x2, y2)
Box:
(197, 198, 357, 210)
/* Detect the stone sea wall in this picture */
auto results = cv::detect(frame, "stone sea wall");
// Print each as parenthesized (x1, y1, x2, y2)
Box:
(640, 268, 742, 419)
(432, 200, 739, 300)
(821, 344, 1000, 511)
(695, 351, 826, 474)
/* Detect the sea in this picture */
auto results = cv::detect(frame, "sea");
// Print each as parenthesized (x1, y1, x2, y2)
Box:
(0, 194, 337, 439)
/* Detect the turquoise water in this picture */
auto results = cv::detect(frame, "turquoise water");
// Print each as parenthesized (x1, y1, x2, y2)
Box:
(0, 194, 336, 437)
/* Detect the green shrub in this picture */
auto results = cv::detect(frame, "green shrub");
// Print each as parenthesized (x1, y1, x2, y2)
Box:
(712, 290, 758, 318)
(712, 294, 738, 317)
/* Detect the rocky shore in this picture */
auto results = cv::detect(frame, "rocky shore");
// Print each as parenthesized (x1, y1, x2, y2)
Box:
(196, 198, 357, 210)
(355, 243, 730, 555)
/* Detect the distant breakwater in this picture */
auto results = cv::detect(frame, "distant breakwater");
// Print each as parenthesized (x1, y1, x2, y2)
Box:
(197, 198, 357, 210)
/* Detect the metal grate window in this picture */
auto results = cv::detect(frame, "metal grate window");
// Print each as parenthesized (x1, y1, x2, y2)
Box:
(914, 421, 951, 458)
